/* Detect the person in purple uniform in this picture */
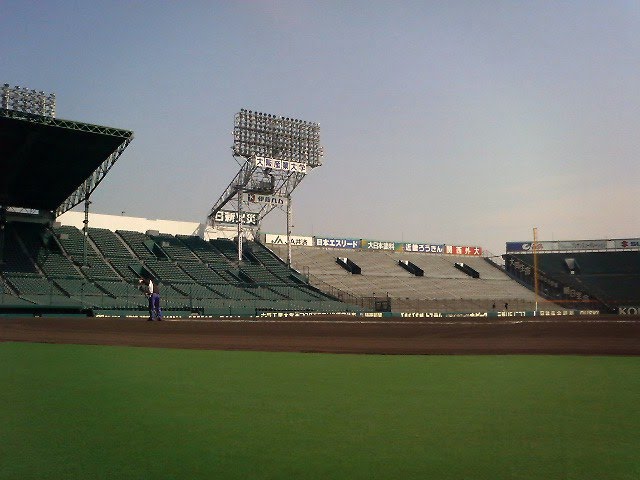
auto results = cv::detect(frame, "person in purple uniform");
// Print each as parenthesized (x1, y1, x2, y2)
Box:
(140, 277, 162, 321)
(151, 279, 162, 321)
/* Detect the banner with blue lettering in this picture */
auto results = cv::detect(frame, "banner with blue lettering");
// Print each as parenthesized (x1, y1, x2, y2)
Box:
(505, 242, 532, 253)
(315, 237, 359, 249)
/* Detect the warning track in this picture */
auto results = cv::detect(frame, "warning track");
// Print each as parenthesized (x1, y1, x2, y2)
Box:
(1, 315, 640, 355)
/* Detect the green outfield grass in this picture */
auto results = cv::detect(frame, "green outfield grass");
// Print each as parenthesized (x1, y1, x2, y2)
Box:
(1, 342, 639, 479)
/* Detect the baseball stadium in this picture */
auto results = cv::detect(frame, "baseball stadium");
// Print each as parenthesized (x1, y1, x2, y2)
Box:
(2, 85, 640, 479)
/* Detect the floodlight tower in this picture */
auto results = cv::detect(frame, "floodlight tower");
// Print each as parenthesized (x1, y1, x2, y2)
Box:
(207, 110, 323, 263)
(1, 83, 56, 117)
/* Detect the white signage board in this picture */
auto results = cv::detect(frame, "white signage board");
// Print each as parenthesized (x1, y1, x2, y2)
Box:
(265, 233, 313, 246)
(247, 193, 287, 206)
(254, 156, 308, 174)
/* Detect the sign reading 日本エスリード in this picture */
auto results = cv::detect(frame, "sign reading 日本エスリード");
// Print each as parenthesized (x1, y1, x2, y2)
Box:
(315, 237, 359, 249)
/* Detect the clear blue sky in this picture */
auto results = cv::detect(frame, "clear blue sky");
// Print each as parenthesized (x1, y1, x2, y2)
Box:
(3, 1, 639, 255)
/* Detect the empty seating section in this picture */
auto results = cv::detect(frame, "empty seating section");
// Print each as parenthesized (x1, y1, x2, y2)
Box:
(270, 285, 327, 301)
(249, 286, 288, 300)
(172, 283, 224, 299)
(116, 230, 157, 260)
(1, 226, 39, 275)
(180, 261, 227, 284)
(95, 280, 135, 297)
(1, 221, 351, 314)
(178, 235, 227, 264)
(88, 228, 132, 258)
(247, 242, 302, 282)
(54, 225, 95, 258)
(5, 220, 563, 314)
(0, 275, 35, 306)
(108, 257, 145, 281)
(14, 223, 82, 279)
(144, 258, 194, 284)
(13, 222, 48, 256)
(53, 227, 121, 280)
(38, 252, 83, 278)
(240, 264, 284, 284)
(5, 275, 64, 296)
(509, 252, 640, 306)
(210, 238, 240, 260)
(82, 257, 121, 281)
(49, 278, 127, 309)
(214, 268, 240, 283)
(209, 284, 260, 300)
(151, 234, 199, 262)
(53, 278, 104, 297)
(176, 235, 240, 282)
(268, 243, 537, 312)
(177, 235, 237, 278)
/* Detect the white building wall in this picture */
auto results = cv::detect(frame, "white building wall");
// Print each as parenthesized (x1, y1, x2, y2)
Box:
(56, 211, 241, 240)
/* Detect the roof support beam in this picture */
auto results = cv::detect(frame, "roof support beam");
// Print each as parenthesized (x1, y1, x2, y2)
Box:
(55, 135, 133, 217)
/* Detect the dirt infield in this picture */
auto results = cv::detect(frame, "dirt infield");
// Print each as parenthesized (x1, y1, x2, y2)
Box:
(1, 315, 640, 354)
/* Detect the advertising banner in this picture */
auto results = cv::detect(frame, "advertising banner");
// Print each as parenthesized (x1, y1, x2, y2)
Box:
(254, 156, 307, 174)
(403, 243, 445, 254)
(265, 234, 313, 246)
(214, 210, 259, 226)
(614, 239, 640, 249)
(619, 306, 640, 315)
(315, 237, 359, 249)
(505, 241, 558, 253)
(445, 245, 483, 256)
(247, 193, 287, 206)
(362, 239, 396, 251)
(557, 240, 607, 250)
(506, 239, 615, 253)
(506, 242, 527, 253)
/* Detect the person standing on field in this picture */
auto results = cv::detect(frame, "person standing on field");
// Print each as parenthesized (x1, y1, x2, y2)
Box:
(151, 279, 162, 321)
(140, 277, 162, 321)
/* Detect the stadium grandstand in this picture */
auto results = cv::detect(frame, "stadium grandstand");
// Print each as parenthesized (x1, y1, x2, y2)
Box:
(504, 240, 640, 314)
(3, 84, 637, 319)
(49, 211, 554, 316)
(257, 234, 548, 313)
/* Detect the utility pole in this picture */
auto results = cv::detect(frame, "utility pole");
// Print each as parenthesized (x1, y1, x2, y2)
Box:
(533, 227, 539, 315)
(286, 195, 292, 267)
(83, 198, 91, 268)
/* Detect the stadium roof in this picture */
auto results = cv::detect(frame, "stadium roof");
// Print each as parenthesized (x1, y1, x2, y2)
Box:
(0, 108, 133, 215)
